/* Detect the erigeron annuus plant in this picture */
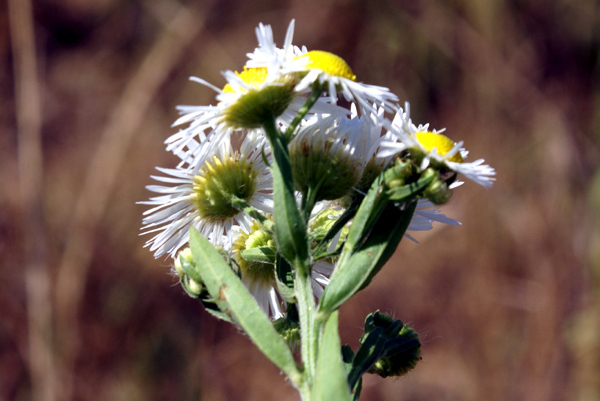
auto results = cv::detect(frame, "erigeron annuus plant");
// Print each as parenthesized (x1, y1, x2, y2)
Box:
(141, 20, 495, 401)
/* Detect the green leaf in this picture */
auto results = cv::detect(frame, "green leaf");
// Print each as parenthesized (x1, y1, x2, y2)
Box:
(318, 200, 418, 315)
(313, 311, 352, 401)
(343, 165, 433, 260)
(386, 172, 436, 203)
(200, 299, 236, 323)
(263, 119, 309, 270)
(240, 247, 277, 264)
(316, 162, 434, 316)
(188, 228, 301, 384)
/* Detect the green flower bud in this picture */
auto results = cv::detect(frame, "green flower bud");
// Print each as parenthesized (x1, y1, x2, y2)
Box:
(362, 311, 422, 378)
(308, 206, 347, 242)
(273, 314, 301, 352)
(423, 168, 453, 205)
(384, 158, 417, 185)
(182, 275, 204, 297)
(174, 248, 206, 298)
(173, 247, 193, 276)
(369, 324, 421, 377)
(232, 221, 278, 288)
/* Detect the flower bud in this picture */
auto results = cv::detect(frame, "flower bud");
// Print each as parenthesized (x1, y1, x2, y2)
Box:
(362, 311, 422, 378)
(273, 314, 301, 352)
(173, 247, 194, 276)
(382, 158, 417, 190)
(369, 323, 421, 377)
(174, 248, 206, 298)
(182, 275, 204, 297)
(423, 168, 452, 205)
(232, 221, 278, 288)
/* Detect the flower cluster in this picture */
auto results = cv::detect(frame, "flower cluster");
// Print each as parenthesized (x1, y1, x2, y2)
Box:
(141, 20, 495, 319)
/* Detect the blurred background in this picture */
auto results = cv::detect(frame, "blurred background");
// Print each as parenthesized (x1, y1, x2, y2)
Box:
(2, 0, 599, 400)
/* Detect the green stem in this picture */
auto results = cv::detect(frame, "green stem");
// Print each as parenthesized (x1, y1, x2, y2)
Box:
(298, 381, 312, 401)
(261, 116, 317, 394)
(262, 117, 310, 268)
(301, 185, 320, 223)
(230, 195, 272, 229)
(294, 258, 318, 385)
(284, 85, 323, 142)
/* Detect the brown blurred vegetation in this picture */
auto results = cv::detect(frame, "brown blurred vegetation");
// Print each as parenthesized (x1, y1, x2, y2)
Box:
(2, 0, 599, 400)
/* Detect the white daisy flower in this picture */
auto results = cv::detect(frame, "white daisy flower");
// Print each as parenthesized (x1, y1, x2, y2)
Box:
(245, 20, 398, 118)
(289, 111, 375, 202)
(165, 65, 298, 170)
(379, 103, 496, 188)
(291, 50, 398, 117)
(167, 72, 350, 171)
(328, 106, 462, 241)
(140, 134, 274, 259)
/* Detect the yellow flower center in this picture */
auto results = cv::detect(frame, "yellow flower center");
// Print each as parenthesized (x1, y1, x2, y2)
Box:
(295, 51, 356, 81)
(415, 131, 463, 163)
(222, 67, 268, 93)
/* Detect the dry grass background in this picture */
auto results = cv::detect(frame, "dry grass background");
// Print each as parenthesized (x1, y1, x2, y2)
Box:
(1, 0, 599, 400)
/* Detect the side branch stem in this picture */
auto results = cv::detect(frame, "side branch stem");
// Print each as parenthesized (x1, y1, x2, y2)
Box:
(284, 85, 323, 142)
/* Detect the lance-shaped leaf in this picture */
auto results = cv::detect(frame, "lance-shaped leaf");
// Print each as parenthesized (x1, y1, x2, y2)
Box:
(318, 200, 418, 315)
(263, 119, 309, 270)
(189, 228, 301, 383)
(240, 247, 277, 264)
(313, 311, 352, 401)
(317, 162, 434, 316)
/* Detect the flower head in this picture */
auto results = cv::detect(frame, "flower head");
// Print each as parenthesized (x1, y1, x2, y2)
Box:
(140, 134, 273, 259)
(289, 112, 372, 201)
(245, 20, 398, 118)
(379, 103, 496, 188)
(291, 49, 398, 116)
(164, 64, 299, 170)
(166, 71, 349, 171)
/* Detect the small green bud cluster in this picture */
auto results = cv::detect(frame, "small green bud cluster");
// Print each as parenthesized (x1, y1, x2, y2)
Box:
(342, 310, 422, 397)
(273, 305, 301, 352)
(362, 311, 421, 378)
(174, 248, 205, 298)
(422, 168, 453, 205)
